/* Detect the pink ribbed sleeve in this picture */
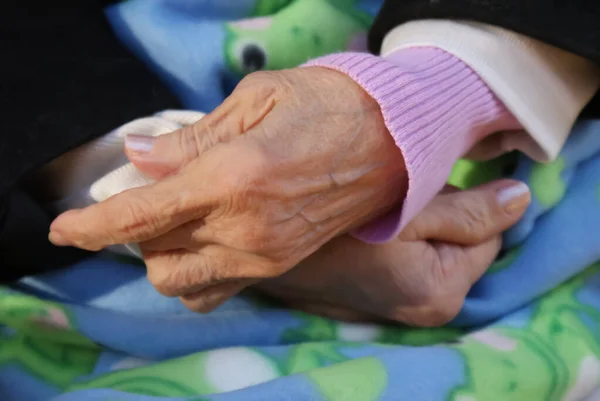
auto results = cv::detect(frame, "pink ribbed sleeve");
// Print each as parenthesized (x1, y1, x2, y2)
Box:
(305, 48, 522, 243)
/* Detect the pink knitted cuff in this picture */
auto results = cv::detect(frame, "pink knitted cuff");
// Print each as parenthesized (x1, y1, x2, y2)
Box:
(305, 48, 521, 243)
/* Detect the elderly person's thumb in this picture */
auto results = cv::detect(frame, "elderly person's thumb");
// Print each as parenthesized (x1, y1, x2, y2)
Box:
(123, 79, 281, 180)
(123, 122, 227, 180)
(124, 108, 247, 179)
(401, 180, 531, 244)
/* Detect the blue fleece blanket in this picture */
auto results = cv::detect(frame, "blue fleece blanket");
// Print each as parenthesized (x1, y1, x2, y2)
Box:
(3, 1, 600, 400)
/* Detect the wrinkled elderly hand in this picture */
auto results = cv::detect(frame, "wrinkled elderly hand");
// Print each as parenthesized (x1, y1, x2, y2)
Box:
(49, 67, 406, 311)
(257, 180, 530, 327)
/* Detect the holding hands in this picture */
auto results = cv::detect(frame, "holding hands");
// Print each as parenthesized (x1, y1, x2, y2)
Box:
(49, 67, 529, 326)
(49, 67, 406, 312)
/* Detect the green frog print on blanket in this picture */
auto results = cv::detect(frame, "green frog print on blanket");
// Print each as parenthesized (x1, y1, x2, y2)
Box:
(225, 0, 372, 76)
(252, 0, 293, 16)
(282, 312, 463, 346)
(451, 264, 600, 401)
(69, 342, 387, 401)
(0, 288, 100, 389)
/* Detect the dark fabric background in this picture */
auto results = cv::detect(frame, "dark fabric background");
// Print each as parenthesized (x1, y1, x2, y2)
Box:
(1, 0, 180, 195)
(0, 0, 179, 280)
(370, 0, 600, 64)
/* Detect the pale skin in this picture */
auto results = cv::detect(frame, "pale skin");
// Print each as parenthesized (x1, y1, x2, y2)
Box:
(48, 67, 530, 326)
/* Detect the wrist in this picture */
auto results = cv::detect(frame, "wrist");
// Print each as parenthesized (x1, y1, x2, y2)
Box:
(305, 49, 520, 242)
(304, 66, 409, 231)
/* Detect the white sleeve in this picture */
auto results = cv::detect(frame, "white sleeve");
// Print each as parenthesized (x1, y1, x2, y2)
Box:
(381, 20, 600, 162)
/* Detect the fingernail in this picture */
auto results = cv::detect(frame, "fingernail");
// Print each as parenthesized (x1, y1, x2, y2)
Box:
(125, 134, 156, 155)
(48, 231, 71, 247)
(497, 182, 531, 213)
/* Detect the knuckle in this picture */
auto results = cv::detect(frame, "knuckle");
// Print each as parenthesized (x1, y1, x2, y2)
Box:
(393, 297, 464, 328)
(178, 261, 212, 290)
(146, 265, 177, 297)
(389, 256, 464, 327)
(178, 125, 199, 156)
(153, 283, 177, 298)
(238, 70, 282, 94)
(432, 245, 476, 293)
(423, 297, 464, 327)
(454, 200, 491, 242)
(410, 279, 443, 309)
(188, 118, 224, 154)
(179, 296, 217, 314)
(414, 258, 466, 326)
(179, 294, 218, 313)
(145, 253, 216, 297)
(179, 281, 244, 313)
(196, 257, 236, 291)
(120, 199, 157, 237)
(242, 259, 290, 282)
(235, 228, 295, 274)
(402, 253, 447, 307)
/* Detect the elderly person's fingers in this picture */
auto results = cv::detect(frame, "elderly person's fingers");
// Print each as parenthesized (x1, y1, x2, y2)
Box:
(50, 66, 406, 310)
(387, 237, 502, 327)
(257, 179, 529, 327)
(142, 243, 265, 313)
(124, 72, 287, 180)
(401, 180, 530, 245)
(141, 245, 271, 297)
(48, 168, 216, 250)
(436, 236, 502, 286)
(48, 136, 270, 251)
(179, 281, 256, 313)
